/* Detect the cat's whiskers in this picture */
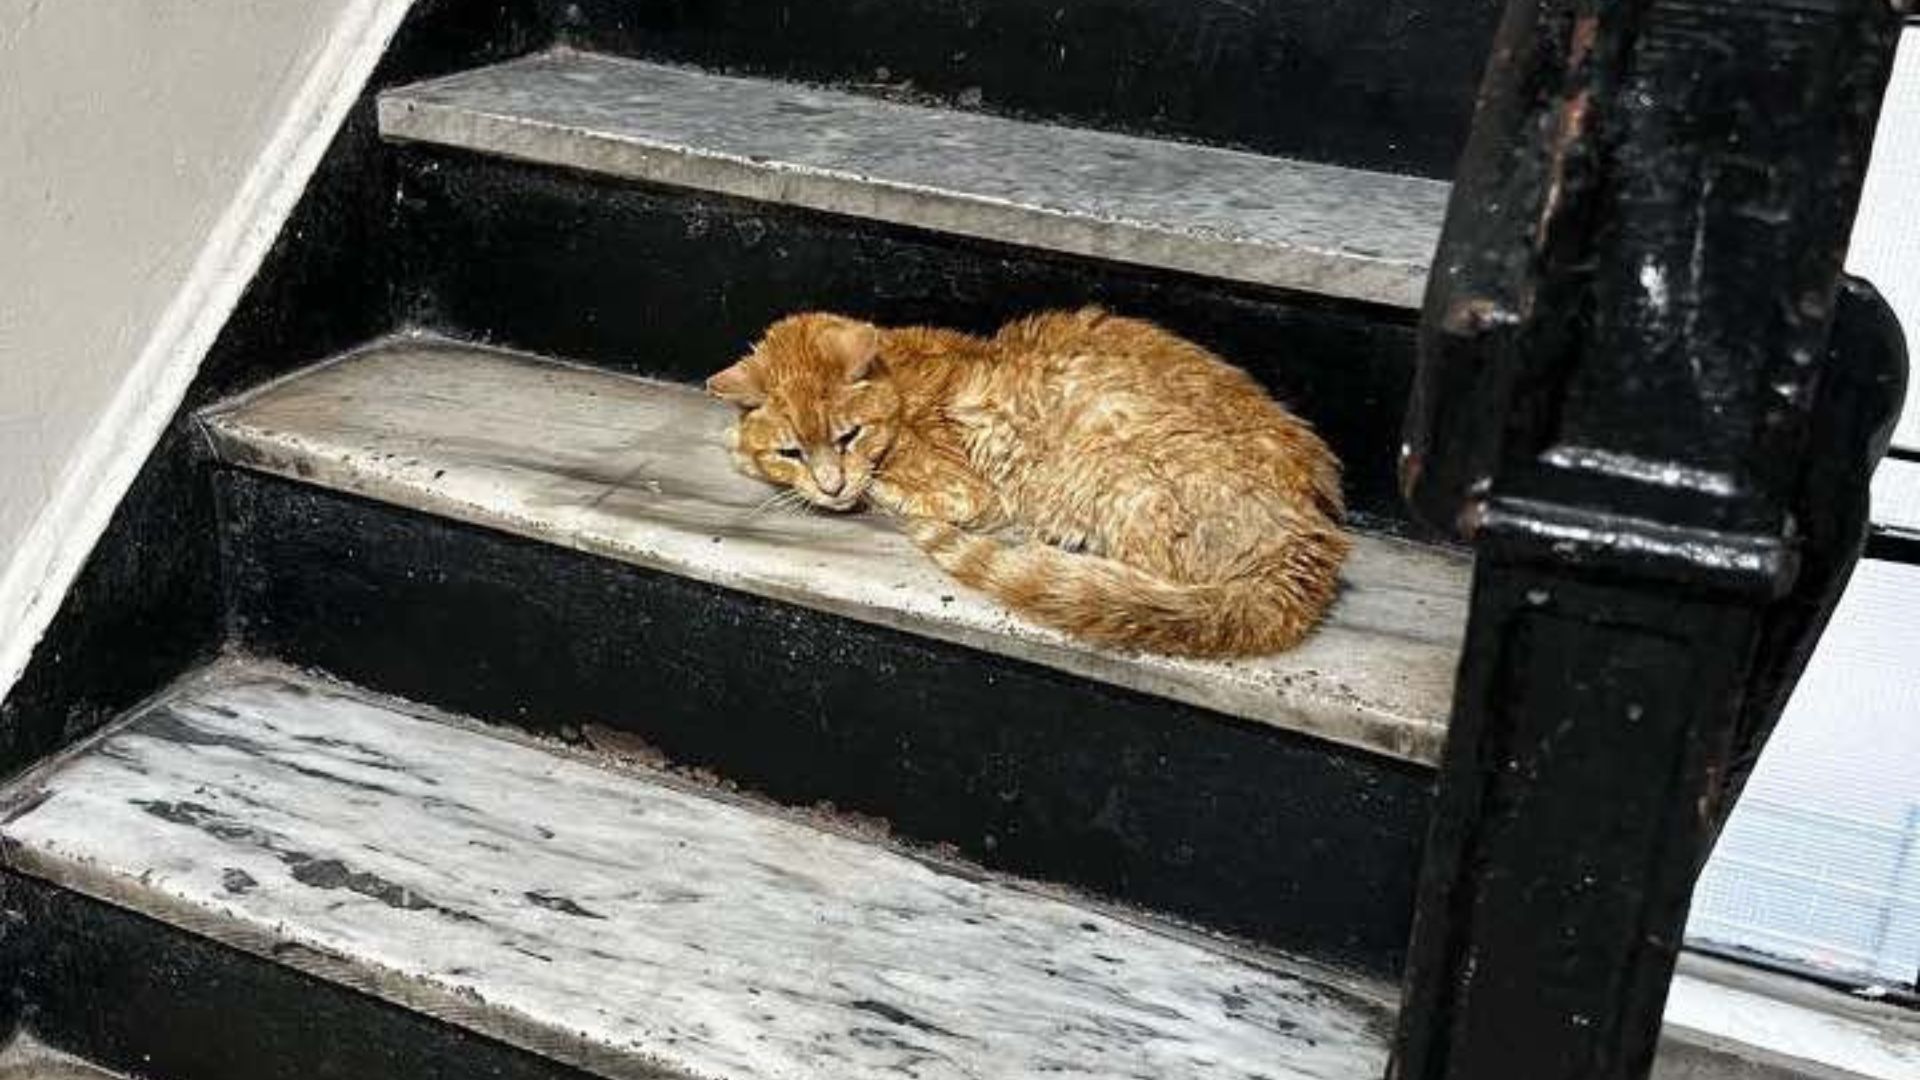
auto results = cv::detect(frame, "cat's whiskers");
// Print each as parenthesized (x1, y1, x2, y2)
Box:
(746, 488, 792, 520)
(769, 488, 824, 519)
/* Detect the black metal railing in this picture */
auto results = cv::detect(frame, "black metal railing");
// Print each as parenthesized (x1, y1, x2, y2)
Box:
(1387, 1, 1912, 1078)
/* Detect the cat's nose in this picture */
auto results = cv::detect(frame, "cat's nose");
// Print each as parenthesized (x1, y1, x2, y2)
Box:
(813, 461, 846, 496)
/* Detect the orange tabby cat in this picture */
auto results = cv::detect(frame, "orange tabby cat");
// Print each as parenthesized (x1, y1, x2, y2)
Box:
(708, 308, 1349, 657)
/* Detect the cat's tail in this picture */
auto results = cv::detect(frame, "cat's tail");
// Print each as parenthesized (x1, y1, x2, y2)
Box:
(903, 519, 1349, 658)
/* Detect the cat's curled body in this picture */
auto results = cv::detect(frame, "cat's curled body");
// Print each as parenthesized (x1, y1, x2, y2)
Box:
(708, 308, 1350, 658)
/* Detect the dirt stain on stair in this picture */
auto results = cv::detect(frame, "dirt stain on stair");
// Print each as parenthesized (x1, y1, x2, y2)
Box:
(524, 890, 607, 920)
(848, 999, 960, 1038)
(133, 799, 483, 925)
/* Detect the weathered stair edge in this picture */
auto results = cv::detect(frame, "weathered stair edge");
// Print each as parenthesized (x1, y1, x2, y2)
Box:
(0, 659, 1400, 1080)
(4, 870, 599, 1080)
(7, 828, 1891, 1080)
(4, 854, 638, 1079)
(0, 672, 755, 1080)
(2, 672, 1887, 1080)
(376, 50, 1452, 310)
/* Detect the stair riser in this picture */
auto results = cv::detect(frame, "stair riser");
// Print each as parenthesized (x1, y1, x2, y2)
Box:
(543, 0, 1502, 177)
(0, 950, 13, 1054)
(394, 149, 1427, 529)
(221, 470, 1433, 976)
(0, 427, 223, 782)
(0, 871, 596, 1080)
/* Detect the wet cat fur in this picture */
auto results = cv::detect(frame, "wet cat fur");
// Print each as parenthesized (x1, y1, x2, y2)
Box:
(708, 308, 1349, 658)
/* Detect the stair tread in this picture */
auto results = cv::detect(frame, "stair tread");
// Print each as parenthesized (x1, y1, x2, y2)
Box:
(201, 337, 1468, 764)
(0, 659, 1394, 1080)
(377, 49, 1449, 309)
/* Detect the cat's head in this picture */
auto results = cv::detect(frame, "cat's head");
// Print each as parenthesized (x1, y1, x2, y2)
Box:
(707, 313, 903, 511)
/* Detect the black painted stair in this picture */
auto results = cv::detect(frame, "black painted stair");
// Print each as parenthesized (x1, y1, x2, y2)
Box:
(305, 45, 1477, 975)
(197, 332, 1457, 975)
(3, 2, 1501, 1075)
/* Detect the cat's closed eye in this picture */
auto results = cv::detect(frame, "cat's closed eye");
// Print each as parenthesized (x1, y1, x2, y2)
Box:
(777, 446, 803, 460)
(836, 426, 863, 450)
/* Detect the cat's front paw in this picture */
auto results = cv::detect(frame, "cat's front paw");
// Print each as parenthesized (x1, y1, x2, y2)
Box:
(865, 479, 911, 517)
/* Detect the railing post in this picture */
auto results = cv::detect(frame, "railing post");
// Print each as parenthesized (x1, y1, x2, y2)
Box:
(1389, 2, 1910, 1079)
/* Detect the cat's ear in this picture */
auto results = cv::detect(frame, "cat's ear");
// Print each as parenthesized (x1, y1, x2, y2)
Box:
(706, 360, 766, 408)
(819, 319, 882, 382)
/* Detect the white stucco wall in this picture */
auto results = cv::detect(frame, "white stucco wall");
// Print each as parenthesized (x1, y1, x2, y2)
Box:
(0, 0, 357, 570)
(0, 0, 412, 694)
